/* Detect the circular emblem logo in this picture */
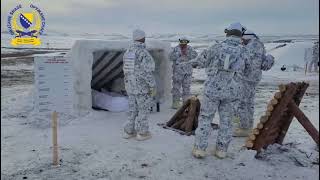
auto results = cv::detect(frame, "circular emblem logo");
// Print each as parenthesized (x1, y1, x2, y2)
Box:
(7, 4, 46, 46)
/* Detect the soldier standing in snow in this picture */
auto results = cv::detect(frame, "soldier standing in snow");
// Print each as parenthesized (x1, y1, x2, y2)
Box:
(122, 29, 156, 141)
(309, 41, 319, 72)
(190, 22, 250, 159)
(233, 30, 275, 137)
(169, 37, 198, 109)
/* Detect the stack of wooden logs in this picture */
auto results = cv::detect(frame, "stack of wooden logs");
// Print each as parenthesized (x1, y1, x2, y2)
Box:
(245, 82, 319, 152)
(164, 96, 201, 135)
(245, 84, 286, 149)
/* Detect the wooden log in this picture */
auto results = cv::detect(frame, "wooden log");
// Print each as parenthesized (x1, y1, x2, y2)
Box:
(252, 128, 260, 135)
(274, 92, 282, 99)
(265, 127, 280, 139)
(270, 99, 278, 105)
(278, 84, 287, 92)
(166, 99, 191, 127)
(265, 111, 272, 117)
(257, 122, 264, 129)
(288, 101, 319, 145)
(180, 121, 187, 131)
(249, 134, 256, 141)
(246, 140, 254, 148)
(172, 118, 185, 129)
(267, 104, 274, 112)
(260, 115, 269, 123)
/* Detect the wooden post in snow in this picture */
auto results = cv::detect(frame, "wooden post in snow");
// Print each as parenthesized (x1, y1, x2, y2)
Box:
(52, 111, 59, 166)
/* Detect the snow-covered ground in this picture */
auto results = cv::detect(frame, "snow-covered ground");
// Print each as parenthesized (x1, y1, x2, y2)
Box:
(1, 34, 319, 180)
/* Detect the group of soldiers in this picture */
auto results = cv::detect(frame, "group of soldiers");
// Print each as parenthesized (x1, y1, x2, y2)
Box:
(122, 22, 275, 159)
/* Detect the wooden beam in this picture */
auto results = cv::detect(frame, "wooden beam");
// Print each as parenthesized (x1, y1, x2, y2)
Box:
(288, 101, 319, 145)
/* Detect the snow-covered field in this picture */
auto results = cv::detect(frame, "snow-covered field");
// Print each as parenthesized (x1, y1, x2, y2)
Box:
(1, 34, 319, 180)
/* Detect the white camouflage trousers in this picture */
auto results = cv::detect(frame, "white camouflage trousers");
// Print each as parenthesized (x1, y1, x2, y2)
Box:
(308, 60, 319, 72)
(238, 86, 255, 129)
(124, 94, 152, 135)
(194, 94, 238, 152)
(172, 72, 192, 102)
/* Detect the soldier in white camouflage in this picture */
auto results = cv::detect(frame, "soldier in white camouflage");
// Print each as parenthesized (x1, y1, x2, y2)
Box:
(309, 41, 319, 72)
(123, 29, 156, 141)
(169, 37, 198, 109)
(233, 30, 275, 137)
(189, 22, 250, 159)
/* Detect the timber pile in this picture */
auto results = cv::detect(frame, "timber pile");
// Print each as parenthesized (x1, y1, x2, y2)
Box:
(245, 82, 319, 152)
(158, 96, 200, 136)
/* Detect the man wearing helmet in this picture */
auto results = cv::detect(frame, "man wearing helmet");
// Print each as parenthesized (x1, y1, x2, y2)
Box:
(169, 37, 198, 109)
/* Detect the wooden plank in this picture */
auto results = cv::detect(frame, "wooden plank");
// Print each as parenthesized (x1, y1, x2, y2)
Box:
(288, 101, 319, 145)
(52, 111, 59, 166)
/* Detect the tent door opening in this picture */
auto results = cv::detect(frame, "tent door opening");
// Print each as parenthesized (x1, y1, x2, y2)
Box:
(91, 50, 129, 112)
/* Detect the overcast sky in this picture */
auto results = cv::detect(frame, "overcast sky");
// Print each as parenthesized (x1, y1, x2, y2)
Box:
(1, 0, 319, 35)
